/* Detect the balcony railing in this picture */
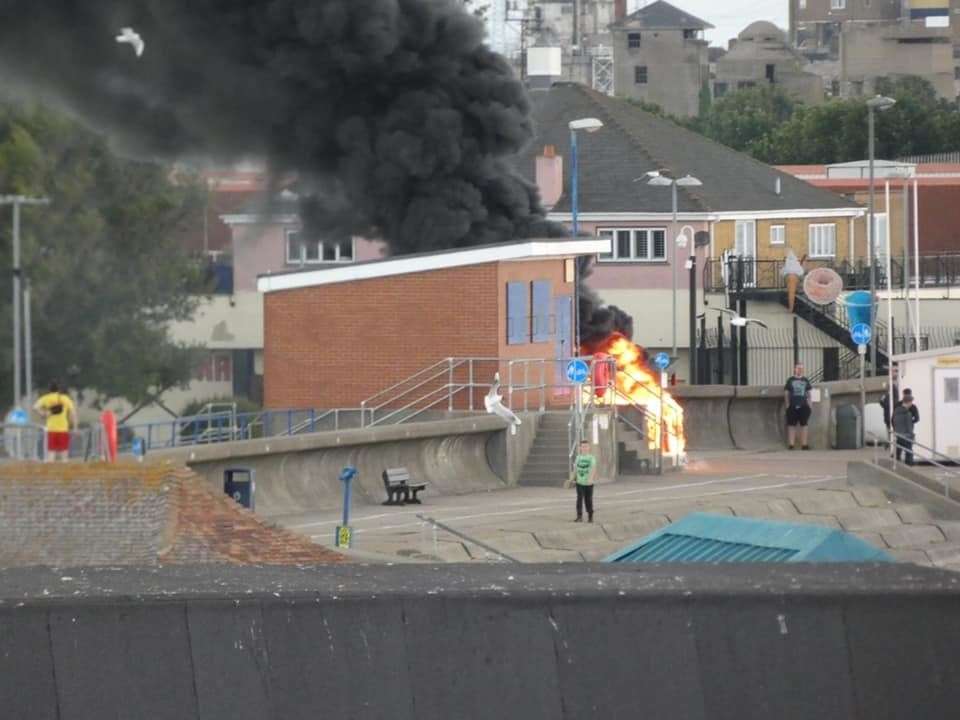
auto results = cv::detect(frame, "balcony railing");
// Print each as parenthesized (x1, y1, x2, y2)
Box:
(704, 253, 960, 294)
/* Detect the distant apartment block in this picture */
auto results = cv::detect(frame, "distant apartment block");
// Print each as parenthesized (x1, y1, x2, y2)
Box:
(609, 0, 713, 117)
(713, 22, 823, 105)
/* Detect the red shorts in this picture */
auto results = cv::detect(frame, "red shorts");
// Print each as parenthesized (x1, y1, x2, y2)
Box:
(47, 431, 71, 453)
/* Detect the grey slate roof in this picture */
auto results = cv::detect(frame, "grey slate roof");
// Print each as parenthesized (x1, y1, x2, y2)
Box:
(517, 83, 859, 215)
(610, 0, 714, 31)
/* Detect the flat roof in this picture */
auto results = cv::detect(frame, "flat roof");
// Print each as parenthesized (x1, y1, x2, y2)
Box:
(893, 345, 960, 363)
(257, 237, 609, 293)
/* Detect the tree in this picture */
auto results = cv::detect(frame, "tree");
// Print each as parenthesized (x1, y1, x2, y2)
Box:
(0, 102, 206, 408)
(688, 85, 797, 158)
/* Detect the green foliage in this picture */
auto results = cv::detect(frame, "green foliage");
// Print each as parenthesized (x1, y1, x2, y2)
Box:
(0, 101, 207, 406)
(688, 76, 960, 164)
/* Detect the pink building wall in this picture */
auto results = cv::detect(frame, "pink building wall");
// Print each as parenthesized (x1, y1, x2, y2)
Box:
(567, 220, 712, 291)
(231, 223, 386, 292)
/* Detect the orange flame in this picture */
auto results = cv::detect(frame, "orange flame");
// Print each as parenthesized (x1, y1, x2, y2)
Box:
(587, 333, 686, 456)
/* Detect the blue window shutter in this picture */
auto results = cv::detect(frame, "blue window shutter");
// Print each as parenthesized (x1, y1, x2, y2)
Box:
(507, 282, 528, 345)
(532, 281, 551, 342)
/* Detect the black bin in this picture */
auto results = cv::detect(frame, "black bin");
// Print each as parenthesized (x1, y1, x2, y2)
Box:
(224, 468, 256, 510)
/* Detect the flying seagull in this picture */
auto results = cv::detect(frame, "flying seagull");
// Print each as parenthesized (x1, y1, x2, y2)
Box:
(116, 27, 145, 57)
(713, 307, 769, 329)
(484, 373, 521, 435)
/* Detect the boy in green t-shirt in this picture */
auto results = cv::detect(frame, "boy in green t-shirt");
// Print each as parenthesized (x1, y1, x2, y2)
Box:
(573, 440, 597, 523)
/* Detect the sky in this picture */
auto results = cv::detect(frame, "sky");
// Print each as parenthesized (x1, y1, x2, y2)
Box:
(653, 0, 788, 48)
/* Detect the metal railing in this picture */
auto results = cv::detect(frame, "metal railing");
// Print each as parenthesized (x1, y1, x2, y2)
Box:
(704, 254, 960, 294)
(868, 430, 960, 500)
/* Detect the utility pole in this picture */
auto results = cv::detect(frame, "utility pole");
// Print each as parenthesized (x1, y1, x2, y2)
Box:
(1, 195, 50, 408)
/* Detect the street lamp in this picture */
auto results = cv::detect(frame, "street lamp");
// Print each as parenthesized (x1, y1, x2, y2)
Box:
(0, 195, 50, 408)
(641, 171, 703, 362)
(866, 94, 896, 376)
(568, 117, 604, 355)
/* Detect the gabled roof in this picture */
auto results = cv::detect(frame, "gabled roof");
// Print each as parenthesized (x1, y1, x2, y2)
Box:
(258, 237, 608, 293)
(516, 83, 860, 216)
(610, 0, 714, 31)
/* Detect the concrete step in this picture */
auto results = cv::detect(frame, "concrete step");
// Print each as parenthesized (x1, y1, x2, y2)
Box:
(527, 444, 569, 454)
(519, 471, 567, 487)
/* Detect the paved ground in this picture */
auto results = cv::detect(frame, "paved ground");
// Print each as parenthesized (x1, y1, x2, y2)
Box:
(269, 449, 960, 571)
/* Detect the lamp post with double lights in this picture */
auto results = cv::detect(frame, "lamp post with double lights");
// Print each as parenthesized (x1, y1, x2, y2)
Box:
(568, 117, 604, 356)
(866, 94, 896, 376)
(642, 171, 703, 364)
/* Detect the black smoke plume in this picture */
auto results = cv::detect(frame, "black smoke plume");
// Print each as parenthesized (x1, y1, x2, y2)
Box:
(0, 0, 631, 341)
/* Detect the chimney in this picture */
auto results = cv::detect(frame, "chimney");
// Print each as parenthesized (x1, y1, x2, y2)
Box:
(614, 0, 627, 21)
(535, 145, 564, 210)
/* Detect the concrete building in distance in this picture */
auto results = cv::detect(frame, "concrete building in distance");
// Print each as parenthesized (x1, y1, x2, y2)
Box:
(609, 0, 713, 117)
(713, 21, 823, 105)
(789, 0, 959, 100)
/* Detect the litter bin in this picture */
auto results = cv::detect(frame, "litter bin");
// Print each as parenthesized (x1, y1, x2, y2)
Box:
(835, 404, 862, 450)
(224, 468, 256, 510)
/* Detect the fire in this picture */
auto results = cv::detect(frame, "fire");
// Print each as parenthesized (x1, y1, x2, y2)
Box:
(586, 333, 686, 457)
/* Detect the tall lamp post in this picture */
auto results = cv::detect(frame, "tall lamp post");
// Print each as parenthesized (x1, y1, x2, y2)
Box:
(644, 171, 703, 363)
(866, 95, 896, 376)
(568, 117, 604, 355)
(0, 195, 50, 408)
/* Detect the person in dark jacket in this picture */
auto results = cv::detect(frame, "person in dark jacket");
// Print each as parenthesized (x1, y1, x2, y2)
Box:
(892, 391, 919, 465)
(880, 365, 900, 431)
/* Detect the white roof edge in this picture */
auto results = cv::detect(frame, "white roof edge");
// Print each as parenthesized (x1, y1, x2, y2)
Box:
(549, 208, 864, 222)
(221, 213, 300, 226)
(257, 238, 609, 294)
(893, 345, 960, 363)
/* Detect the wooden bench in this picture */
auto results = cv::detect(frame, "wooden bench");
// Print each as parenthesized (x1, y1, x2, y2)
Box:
(382, 467, 427, 505)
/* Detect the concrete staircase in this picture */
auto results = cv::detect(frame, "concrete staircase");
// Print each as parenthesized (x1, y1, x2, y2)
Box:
(617, 418, 657, 475)
(518, 413, 571, 486)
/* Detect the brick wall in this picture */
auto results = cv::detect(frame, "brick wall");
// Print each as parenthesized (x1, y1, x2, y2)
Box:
(264, 263, 501, 409)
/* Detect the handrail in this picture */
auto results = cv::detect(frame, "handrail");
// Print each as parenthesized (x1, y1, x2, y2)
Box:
(360, 358, 452, 408)
(362, 360, 470, 425)
(368, 384, 456, 427)
(868, 430, 960, 500)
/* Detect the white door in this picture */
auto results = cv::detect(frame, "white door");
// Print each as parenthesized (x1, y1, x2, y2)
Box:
(733, 220, 757, 288)
(934, 368, 960, 459)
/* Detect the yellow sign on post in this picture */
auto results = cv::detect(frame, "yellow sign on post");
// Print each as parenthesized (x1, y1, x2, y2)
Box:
(335, 525, 352, 549)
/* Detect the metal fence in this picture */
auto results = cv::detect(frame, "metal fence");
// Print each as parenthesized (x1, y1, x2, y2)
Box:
(698, 325, 960, 386)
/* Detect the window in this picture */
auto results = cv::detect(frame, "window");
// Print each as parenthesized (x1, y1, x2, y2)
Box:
(737, 80, 756, 90)
(506, 282, 529, 345)
(946, 377, 960, 404)
(596, 229, 667, 262)
(714, 82, 728, 97)
(770, 225, 786, 246)
(872, 213, 888, 260)
(766, 64, 776, 83)
(532, 281, 552, 343)
(628, 33, 641, 49)
(800, 0, 806, 8)
(735, 220, 756, 257)
(286, 231, 354, 265)
(831, 0, 846, 8)
(683, 29, 696, 40)
(634, 66, 648, 84)
(808, 224, 837, 258)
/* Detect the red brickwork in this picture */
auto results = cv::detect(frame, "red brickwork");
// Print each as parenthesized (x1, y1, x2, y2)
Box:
(264, 259, 575, 410)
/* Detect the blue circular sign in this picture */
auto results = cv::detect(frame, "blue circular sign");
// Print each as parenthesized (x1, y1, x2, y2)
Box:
(565, 359, 590, 384)
(851, 323, 872, 346)
(653, 352, 671, 371)
(5, 407, 28, 425)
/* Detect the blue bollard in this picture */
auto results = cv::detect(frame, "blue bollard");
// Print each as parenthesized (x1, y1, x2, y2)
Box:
(335, 466, 358, 549)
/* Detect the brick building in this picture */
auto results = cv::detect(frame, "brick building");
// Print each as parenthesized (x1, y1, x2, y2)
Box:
(258, 239, 607, 411)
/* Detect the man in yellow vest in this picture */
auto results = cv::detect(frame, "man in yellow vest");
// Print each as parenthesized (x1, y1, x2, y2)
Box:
(33, 381, 77, 462)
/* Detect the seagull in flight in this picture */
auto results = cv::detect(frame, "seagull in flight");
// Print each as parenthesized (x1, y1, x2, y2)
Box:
(484, 373, 521, 435)
(116, 27, 145, 57)
(713, 307, 769, 329)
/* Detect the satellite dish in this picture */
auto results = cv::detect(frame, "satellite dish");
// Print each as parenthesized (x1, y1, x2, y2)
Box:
(694, 231, 710, 247)
(803, 267, 844, 306)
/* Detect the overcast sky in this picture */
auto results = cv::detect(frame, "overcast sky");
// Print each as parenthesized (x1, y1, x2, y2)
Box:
(628, 0, 788, 48)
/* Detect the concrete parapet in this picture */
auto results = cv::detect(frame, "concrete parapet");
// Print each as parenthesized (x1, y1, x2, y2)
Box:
(2, 563, 959, 720)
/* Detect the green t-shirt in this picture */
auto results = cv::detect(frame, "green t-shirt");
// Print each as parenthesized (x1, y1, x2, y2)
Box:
(574, 454, 597, 486)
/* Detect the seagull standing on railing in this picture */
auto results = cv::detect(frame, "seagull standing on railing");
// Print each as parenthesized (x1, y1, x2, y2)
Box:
(116, 27, 145, 57)
(713, 307, 769, 329)
(484, 373, 521, 435)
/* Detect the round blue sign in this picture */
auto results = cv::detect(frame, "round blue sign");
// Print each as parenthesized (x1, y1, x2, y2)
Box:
(653, 352, 671, 371)
(5, 407, 28, 425)
(565, 359, 590, 384)
(850, 323, 872, 346)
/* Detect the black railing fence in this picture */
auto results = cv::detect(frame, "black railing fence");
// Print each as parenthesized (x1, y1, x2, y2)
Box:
(696, 324, 960, 386)
(704, 254, 960, 294)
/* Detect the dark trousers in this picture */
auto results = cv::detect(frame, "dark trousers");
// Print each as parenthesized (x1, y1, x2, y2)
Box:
(896, 436, 914, 465)
(576, 484, 594, 519)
